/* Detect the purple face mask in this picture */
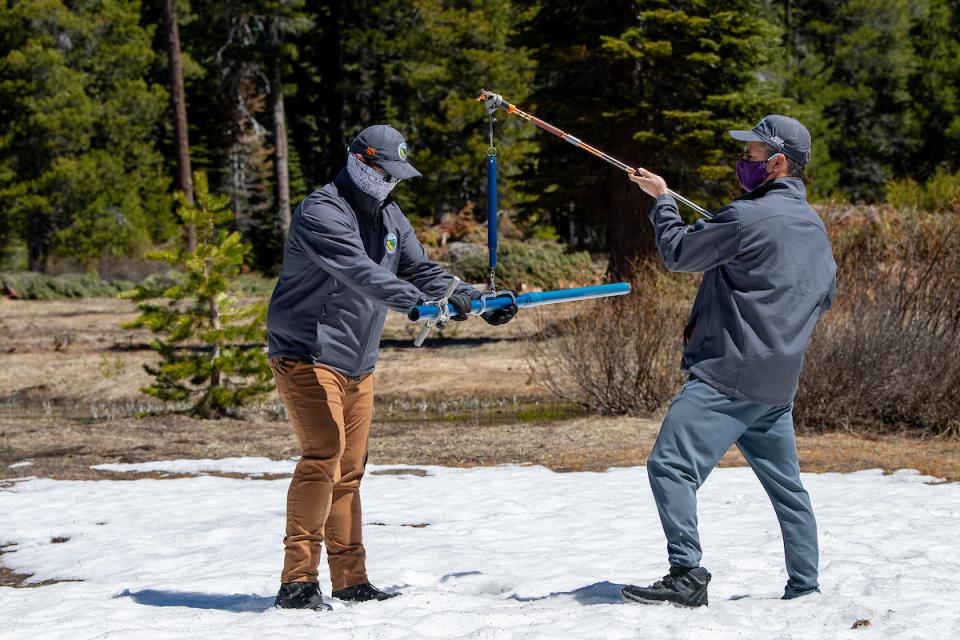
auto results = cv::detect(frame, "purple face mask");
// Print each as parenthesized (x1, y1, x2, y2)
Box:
(735, 158, 769, 192)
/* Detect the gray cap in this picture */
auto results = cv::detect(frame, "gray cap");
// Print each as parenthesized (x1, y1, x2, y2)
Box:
(730, 115, 812, 166)
(348, 124, 422, 180)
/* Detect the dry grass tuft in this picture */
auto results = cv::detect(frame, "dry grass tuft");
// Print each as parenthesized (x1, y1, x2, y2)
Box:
(525, 263, 687, 415)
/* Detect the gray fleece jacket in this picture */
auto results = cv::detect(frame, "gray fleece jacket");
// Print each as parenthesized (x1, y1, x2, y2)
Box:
(267, 169, 476, 377)
(649, 178, 836, 405)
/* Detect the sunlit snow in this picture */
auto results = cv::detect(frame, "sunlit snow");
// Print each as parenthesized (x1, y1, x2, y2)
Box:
(2, 462, 957, 639)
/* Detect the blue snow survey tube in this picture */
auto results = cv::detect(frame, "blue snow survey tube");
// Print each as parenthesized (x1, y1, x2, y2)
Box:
(407, 282, 632, 321)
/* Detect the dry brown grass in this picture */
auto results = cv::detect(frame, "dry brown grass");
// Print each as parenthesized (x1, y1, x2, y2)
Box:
(3, 413, 958, 482)
(0, 297, 542, 407)
(2, 296, 958, 488)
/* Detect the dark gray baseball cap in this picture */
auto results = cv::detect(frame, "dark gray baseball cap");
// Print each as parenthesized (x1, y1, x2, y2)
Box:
(348, 124, 422, 180)
(730, 115, 812, 166)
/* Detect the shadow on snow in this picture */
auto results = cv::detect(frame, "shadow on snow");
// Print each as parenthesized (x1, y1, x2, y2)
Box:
(117, 588, 274, 613)
(118, 580, 632, 611)
(507, 580, 628, 605)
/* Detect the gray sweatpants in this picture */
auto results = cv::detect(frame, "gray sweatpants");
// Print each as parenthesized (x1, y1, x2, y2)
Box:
(647, 376, 819, 594)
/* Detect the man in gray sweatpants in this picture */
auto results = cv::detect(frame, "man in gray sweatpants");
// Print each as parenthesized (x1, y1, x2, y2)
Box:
(622, 115, 836, 607)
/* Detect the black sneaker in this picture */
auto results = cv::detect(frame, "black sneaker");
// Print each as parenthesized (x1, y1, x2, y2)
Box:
(782, 585, 821, 600)
(622, 567, 712, 607)
(274, 582, 331, 610)
(332, 583, 399, 602)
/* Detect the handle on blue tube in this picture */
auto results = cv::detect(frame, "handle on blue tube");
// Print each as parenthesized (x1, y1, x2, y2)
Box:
(487, 153, 498, 272)
(407, 282, 631, 321)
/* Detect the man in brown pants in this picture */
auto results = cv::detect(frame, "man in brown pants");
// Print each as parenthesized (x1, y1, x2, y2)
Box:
(268, 359, 376, 598)
(266, 125, 517, 610)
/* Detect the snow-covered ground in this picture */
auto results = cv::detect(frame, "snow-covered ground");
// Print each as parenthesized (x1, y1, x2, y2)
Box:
(2, 461, 958, 639)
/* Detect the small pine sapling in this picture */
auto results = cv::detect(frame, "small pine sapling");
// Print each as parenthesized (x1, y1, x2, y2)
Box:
(122, 172, 273, 418)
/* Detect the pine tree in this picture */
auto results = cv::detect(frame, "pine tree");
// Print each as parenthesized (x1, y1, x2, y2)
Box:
(122, 171, 272, 419)
(784, 0, 922, 201)
(904, 0, 960, 181)
(0, 0, 172, 271)
(175, 0, 311, 273)
(377, 0, 539, 221)
(284, 0, 537, 223)
(285, 0, 346, 188)
(518, 0, 785, 276)
(265, 0, 310, 242)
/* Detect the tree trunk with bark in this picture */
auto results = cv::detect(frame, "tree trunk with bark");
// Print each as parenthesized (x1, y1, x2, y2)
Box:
(323, 0, 346, 176)
(268, 12, 291, 242)
(605, 128, 657, 280)
(163, 0, 196, 251)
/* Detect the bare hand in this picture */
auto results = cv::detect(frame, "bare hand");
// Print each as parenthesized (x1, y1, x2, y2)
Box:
(629, 168, 669, 198)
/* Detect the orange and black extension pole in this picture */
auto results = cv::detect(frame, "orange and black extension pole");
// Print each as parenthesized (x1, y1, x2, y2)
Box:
(477, 89, 712, 219)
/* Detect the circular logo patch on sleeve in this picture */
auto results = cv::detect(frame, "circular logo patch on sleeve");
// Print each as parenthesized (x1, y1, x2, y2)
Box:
(385, 232, 398, 254)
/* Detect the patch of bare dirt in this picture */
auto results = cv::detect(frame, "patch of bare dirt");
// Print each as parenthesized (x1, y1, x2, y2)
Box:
(2, 413, 959, 483)
(0, 543, 83, 589)
(0, 297, 541, 407)
(2, 298, 958, 484)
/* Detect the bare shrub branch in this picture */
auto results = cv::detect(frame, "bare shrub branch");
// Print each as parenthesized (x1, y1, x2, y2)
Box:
(795, 206, 960, 437)
(525, 262, 687, 415)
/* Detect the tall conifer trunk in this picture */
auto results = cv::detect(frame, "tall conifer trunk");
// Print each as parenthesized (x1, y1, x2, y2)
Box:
(323, 0, 346, 176)
(268, 12, 291, 242)
(163, 0, 196, 251)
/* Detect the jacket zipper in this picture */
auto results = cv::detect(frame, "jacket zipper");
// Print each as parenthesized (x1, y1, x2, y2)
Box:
(354, 308, 384, 377)
(317, 302, 327, 356)
(353, 203, 386, 376)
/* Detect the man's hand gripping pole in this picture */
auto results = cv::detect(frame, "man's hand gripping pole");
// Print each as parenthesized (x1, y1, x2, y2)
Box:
(413, 276, 461, 347)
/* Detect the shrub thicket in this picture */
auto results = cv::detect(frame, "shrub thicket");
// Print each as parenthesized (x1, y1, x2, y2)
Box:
(445, 238, 598, 291)
(886, 169, 960, 213)
(529, 207, 960, 436)
(525, 263, 688, 415)
(0, 271, 134, 300)
(794, 206, 960, 436)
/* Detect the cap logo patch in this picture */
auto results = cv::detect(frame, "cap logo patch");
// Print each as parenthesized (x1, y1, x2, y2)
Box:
(366, 146, 377, 156)
(398, 142, 408, 161)
(385, 232, 398, 255)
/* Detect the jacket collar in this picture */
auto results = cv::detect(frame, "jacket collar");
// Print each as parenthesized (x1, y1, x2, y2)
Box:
(333, 168, 392, 219)
(734, 177, 807, 202)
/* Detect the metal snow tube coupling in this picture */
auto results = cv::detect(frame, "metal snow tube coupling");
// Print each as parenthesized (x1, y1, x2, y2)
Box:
(487, 152, 498, 272)
(406, 283, 632, 321)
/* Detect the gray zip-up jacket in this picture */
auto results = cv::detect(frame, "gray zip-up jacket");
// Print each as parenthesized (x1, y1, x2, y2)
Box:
(649, 178, 836, 405)
(267, 169, 476, 377)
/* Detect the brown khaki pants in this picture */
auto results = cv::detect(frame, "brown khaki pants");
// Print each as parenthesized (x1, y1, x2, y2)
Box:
(270, 357, 374, 590)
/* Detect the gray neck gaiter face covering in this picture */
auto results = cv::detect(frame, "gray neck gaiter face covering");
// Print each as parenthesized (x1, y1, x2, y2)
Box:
(347, 153, 398, 202)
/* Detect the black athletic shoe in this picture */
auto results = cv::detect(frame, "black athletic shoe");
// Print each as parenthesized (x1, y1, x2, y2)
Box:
(622, 567, 712, 607)
(274, 582, 331, 610)
(782, 585, 821, 600)
(332, 583, 399, 602)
